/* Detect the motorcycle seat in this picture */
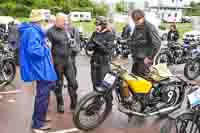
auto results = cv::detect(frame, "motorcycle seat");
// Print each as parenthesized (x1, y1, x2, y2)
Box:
(148, 63, 173, 82)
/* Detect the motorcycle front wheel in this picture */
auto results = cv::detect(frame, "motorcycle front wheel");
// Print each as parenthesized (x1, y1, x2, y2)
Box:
(184, 60, 200, 80)
(175, 113, 200, 133)
(73, 92, 112, 131)
(160, 113, 200, 133)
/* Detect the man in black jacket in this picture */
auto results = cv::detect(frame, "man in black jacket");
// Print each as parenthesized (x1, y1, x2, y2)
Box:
(129, 10, 161, 76)
(47, 13, 78, 113)
(87, 16, 115, 90)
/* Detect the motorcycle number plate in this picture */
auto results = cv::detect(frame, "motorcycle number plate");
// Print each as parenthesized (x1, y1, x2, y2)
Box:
(104, 73, 116, 86)
(188, 88, 200, 107)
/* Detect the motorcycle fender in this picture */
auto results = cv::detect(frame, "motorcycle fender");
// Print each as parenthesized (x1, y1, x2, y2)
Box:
(168, 109, 193, 119)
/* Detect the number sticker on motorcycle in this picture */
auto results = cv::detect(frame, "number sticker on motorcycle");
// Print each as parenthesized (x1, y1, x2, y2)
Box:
(104, 73, 116, 86)
(188, 88, 200, 107)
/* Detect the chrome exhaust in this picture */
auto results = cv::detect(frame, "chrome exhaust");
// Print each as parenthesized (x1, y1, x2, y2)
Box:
(118, 103, 181, 117)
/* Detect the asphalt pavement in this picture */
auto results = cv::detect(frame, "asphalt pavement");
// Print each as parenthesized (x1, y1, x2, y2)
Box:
(0, 53, 193, 133)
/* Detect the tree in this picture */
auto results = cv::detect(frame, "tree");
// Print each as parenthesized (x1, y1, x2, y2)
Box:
(185, 1, 200, 16)
(115, 1, 126, 13)
(94, 1, 109, 16)
(0, 0, 105, 17)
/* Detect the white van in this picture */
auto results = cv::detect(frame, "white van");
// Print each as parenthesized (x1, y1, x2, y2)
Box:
(70, 12, 92, 22)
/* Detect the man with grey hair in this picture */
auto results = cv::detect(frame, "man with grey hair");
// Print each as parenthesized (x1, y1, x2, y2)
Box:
(47, 12, 78, 113)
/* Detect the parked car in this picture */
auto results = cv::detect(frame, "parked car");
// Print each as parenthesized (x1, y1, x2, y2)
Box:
(182, 16, 192, 23)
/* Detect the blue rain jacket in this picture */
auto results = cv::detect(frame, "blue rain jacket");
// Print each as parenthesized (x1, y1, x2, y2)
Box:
(18, 23, 57, 82)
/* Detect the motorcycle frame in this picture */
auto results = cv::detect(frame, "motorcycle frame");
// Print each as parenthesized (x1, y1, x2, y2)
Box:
(97, 64, 187, 116)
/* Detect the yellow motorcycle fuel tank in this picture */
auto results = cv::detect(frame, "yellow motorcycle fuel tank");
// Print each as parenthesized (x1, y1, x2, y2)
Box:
(121, 73, 152, 94)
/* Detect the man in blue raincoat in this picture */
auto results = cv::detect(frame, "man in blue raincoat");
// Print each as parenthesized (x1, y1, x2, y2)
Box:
(18, 9, 57, 133)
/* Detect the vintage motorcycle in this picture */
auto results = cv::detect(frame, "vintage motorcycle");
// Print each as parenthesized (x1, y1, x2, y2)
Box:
(73, 63, 188, 131)
(184, 45, 200, 80)
(114, 38, 131, 58)
(0, 43, 16, 87)
(155, 41, 199, 65)
(160, 85, 200, 133)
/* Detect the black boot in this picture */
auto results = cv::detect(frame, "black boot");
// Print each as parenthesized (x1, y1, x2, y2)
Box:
(70, 94, 77, 110)
(56, 96, 64, 113)
(68, 87, 78, 110)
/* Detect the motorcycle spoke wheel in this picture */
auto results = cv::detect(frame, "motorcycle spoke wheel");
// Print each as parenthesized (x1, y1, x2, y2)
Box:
(73, 92, 112, 131)
(185, 61, 200, 80)
(176, 114, 200, 133)
(79, 96, 106, 126)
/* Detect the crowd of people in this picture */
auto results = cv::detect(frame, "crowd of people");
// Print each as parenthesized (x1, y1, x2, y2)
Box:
(6, 8, 164, 133)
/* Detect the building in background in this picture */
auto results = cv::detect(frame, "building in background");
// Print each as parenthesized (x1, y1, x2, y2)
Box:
(146, 0, 191, 23)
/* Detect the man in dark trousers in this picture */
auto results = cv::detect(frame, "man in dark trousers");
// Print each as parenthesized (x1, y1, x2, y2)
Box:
(129, 9, 161, 76)
(47, 13, 78, 113)
(65, 14, 80, 77)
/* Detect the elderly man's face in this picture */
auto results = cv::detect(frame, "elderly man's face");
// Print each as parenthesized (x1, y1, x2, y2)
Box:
(56, 15, 65, 29)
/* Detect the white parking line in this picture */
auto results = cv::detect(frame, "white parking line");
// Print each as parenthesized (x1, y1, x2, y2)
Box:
(0, 90, 22, 94)
(49, 128, 79, 133)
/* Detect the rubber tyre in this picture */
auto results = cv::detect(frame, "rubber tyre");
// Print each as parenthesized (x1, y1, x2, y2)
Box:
(175, 113, 200, 133)
(184, 60, 200, 80)
(73, 92, 112, 131)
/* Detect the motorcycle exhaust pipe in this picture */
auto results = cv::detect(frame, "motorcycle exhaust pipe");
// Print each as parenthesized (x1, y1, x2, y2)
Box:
(118, 103, 181, 117)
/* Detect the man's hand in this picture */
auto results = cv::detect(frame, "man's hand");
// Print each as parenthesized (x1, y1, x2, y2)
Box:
(144, 57, 153, 66)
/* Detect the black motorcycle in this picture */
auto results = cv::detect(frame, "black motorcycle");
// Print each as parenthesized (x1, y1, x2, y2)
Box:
(155, 41, 198, 65)
(0, 43, 16, 87)
(114, 37, 131, 58)
(184, 45, 200, 80)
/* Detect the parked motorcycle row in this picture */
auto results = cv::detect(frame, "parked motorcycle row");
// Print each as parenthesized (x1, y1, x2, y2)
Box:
(155, 40, 200, 81)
